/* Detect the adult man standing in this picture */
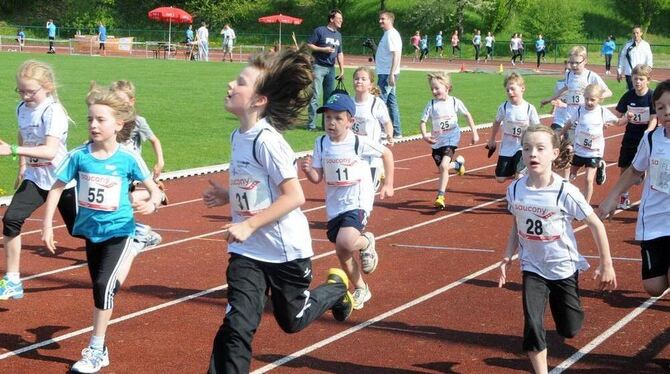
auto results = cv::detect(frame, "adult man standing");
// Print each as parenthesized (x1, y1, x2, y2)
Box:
(197, 21, 209, 62)
(375, 11, 402, 138)
(46, 19, 56, 53)
(97, 22, 107, 56)
(220, 24, 236, 62)
(618, 25, 653, 91)
(306, 9, 344, 131)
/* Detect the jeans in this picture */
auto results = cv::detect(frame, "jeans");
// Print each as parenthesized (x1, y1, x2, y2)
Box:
(307, 63, 336, 130)
(378, 73, 402, 137)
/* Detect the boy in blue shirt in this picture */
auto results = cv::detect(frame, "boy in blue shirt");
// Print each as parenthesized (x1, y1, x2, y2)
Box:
(46, 19, 56, 53)
(98, 22, 107, 56)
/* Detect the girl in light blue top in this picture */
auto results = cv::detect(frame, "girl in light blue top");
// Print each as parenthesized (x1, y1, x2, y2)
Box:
(535, 34, 546, 70)
(601, 35, 616, 75)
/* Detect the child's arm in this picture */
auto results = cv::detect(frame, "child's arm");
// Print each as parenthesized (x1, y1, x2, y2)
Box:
(419, 121, 436, 144)
(379, 147, 395, 200)
(498, 222, 519, 288)
(646, 115, 658, 132)
(226, 177, 305, 243)
(559, 121, 573, 138)
(383, 120, 394, 146)
(464, 112, 479, 144)
(42, 180, 67, 253)
(583, 213, 617, 291)
(0, 135, 61, 161)
(597, 165, 645, 219)
(612, 109, 627, 126)
(300, 155, 323, 184)
(202, 179, 229, 207)
(147, 135, 165, 178)
(487, 120, 501, 150)
(541, 86, 567, 106)
(132, 177, 162, 215)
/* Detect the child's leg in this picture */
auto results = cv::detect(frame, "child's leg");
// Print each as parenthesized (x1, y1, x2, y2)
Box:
(547, 271, 584, 339)
(583, 166, 596, 203)
(528, 350, 548, 374)
(522, 271, 551, 374)
(569, 165, 580, 181)
(640, 237, 670, 297)
(335, 226, 368, 290)
(438, 155, 452, 193)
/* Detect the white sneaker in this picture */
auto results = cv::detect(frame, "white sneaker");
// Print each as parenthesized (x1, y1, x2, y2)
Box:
(617, 195, 631, 210)
(455, 155, 466, 176)
(71, 346, 109, 373)
(352, 284, 372, 310)
(360, 232, 378, 274)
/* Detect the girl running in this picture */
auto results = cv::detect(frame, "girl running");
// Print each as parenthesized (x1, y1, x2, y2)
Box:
(419, 71, 479, 209)
(42, 83, 163, 373)
(0, 60, 78, 300)
(500, 124, 617, 374)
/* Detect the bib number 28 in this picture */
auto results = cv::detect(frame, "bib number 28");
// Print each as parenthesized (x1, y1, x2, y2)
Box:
(526, 219, 543, 235)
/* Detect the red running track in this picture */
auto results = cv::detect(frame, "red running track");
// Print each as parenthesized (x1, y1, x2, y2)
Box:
(0, 124, 668, 373)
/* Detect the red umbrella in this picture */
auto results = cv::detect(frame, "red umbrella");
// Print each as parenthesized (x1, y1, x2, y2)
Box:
(258, 14, 303, 49)
(148, 6, 193, 47)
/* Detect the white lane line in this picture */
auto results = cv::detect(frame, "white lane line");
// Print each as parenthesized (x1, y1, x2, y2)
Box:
(152, 228, 191, 233)
(549, 289, 670, 374)
(391, 244, 495, 253)
(368, 325, 438, 335)
(584, 255, 641, 262)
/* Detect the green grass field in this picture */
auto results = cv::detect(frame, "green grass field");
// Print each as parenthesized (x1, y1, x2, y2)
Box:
(0, 52, 628, 194)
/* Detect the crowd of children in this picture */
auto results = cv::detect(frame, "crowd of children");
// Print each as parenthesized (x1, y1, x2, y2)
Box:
(0, 37, 668, 374)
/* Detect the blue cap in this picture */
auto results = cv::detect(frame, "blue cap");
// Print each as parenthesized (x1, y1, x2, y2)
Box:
(317, 93, 355, 117)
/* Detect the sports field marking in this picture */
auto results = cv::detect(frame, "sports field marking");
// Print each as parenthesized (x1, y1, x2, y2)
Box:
(368, 325, 438, 335)
(152, 227, 191, 233)
(584, 255, 641, 262)
(391, 244, 496, 253)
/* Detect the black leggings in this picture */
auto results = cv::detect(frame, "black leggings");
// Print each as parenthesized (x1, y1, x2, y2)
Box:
(474, 45, 481, 60)
(536, 50, 545, 68)
(605, 54, 613, 71)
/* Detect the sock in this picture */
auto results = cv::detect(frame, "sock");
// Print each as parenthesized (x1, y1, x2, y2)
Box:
(622, 192, 629, 198)
(450, 161, 458, 170)
(89, 335, 105, 351)
(437, 190, 445, 196)
(6, 272, 20, 283)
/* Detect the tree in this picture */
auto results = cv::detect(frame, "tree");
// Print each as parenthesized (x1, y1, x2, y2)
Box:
(479, 0, 524, 34)
(519, 0, 582, 52)
(613, 0, 670, 33)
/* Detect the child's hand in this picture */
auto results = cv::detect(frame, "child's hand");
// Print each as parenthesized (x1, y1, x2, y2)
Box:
(596, 197, 617, 221)
(300, 155, 313, 174)
(226, 221, 254, 243)
(551, 99, 567, 109)
(540, 99, 551, 107)
(471, 131, 480, 145)
(0, 140, 10, 156)
(42, 226, 56, 254)
(386, 134, 395, 147)
(498, 257, 512, 287)
(379, 184, 394, 200)
(133, 200, 157, 215)
(422, 134, 436, 144)
(594, 263, 617, 291)
(152, 163, 164, 179)
(203, 179, 229, 207)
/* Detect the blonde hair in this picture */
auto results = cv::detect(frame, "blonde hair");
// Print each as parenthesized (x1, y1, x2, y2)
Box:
(16, 60, 60, 102)
(353, 66, 381, 96)
(110, 80, 137, 101)
(522, 125, 573, 170)
(503, 72, 525, 88)
(568, 45, 587, 59)
(583, 84, 605, 100)
(427, 71, 451, 90)
(86, 82, 137, 143)
(632, 64, 652, 79)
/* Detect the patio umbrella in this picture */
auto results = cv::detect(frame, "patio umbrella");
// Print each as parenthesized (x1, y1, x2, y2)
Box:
(258, 14, 303, 49)
(148, 6, 193, 48)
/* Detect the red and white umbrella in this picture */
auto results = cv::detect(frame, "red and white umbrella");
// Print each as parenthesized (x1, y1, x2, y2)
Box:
(148, 6, 193, 47)
(258, 14, 303, 49)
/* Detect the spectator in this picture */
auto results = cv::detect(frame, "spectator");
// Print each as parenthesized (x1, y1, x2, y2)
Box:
(220, 24, 236, 62)
(618, 25, 653, 90)
(375, 10, 403, 138)
(601, 35, 616, 75)
(186, 24, 194, 43)
(306, 9, 344, 131)
(196, 21, 209, 62)
(411, 31, 420, 62)
(16, 28, 25, 52)
(97, 22, 107, 56)
(46, 19, 56, 54)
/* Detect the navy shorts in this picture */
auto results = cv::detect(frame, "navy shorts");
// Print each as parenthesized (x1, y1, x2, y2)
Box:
(431, 146, 457, 167)
(571, 155, 600, 169)
(641, 236, 670, 280)
(326, 209, 367, 243)
(495, 150, 523, 178)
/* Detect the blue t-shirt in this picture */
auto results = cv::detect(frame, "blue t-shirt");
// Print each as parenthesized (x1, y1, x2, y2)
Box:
(18, 31, 25, 40)
(615, 89, 656, 145)
(420, 37, 428, 49)
(186, 29, 194, 42)
(308, 25, 342, 67)
(98, 25, 107, 41)
(535, 39, 545, 52)
(47, 23, 56, 38)
(56, 143, 150, 243)
(601, 40, 616, 55)
(436, 34, 443, 47)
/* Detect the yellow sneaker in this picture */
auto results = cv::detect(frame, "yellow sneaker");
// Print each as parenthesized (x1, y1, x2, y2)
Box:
(434, 195, 446, 209)
(326, 268, 354, 322)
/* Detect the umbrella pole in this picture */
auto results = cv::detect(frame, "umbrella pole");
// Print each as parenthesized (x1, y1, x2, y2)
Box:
(168, 19, 172, 55)
(279, 23, 282, 50)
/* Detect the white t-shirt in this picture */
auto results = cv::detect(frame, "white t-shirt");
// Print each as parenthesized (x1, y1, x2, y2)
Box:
(197, 26, 209, 43)
(485, 36, 494, 48)
(552, 80, 569, 126)
(568, 105, 618, 158)
(507, 174, 592, 280)
(312, 132, 385, 219)
(17, 97, 71, 190)
(353, 95, 390, 168)
(631, 127, 670, 241)
(564, 69, 608, 106)
(221, 28, 236, 46)
(421, 97, 469, 149)
(375, 28, 402, 75)
(510, 37, 521, 50)
(495, 100, 540, 157)
(227, 118, 312, 263)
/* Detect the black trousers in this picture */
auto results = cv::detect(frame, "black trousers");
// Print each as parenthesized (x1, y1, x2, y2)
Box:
(625, 75, 634, 91)
(522, 271, 584, 352)
(208, 254, 346, 374)
(605, 54, 613, 71)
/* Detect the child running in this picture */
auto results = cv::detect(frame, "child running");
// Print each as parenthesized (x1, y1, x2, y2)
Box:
(487, 73, 541, 183)
(499, 124, 617, 374)
(351, 66, 393, 191)
(598, 79, 670, 297)
(420, 71, 478, 208)
(560, 84, 618, 203)
(302, 93, 394, 310)
(611, 64, 657, 209)
(202, 46, 353, 374)
(42, 82, 163, 373)
(0, 60, 78, 300)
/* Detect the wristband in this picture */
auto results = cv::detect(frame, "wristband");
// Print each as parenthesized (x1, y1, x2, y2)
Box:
(10, 144, 18, 161)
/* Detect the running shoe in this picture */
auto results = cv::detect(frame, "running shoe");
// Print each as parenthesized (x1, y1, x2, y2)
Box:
(156, 180, 169, 206)
(0, 277, 23, 300)
(71, 346, 109, 373)
(434, 195, 446, 209)
(360, 232, 378, 274)
(617, 195, 631, 210)
(353, 284, 372, 310)
(596, 159, 607, 185)
(326, 268, 354, 322)
(455, 155, 466, 176)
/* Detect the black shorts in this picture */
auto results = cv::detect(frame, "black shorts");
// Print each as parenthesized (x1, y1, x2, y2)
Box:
(326, 209, 366, 243)
(99, 42, 105, 50)
(617, 146, 639, 168)
(431, 146, 457, 167)
(641, 236, 670, 280)
(571, 155, 600, 168)
(86, 236, 133, 310)
(495, 150, 523, 178)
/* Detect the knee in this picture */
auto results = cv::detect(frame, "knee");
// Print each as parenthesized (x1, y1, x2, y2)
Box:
(2, 212, 24, 237)
(643, 284, 668, 297)
(557, 324, 581, 339)
(495, 177, 507, 183)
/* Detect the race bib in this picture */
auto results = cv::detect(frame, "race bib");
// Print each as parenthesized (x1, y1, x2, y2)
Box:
(567, 90, 583, 105)
(514, 204, 563, 242)
(576, 127, 602, 151)
(323, 157, 362, 186)
(229, 174, 272, 216)
(627, 106, 650, 124)
(503, 121, 527, 138)
(432, 117, 456, 136)
(352, 117, 367, 135)
(77, 172, 122, 211)
(650, 158, 670, 195)
(22, 141, 51, 167)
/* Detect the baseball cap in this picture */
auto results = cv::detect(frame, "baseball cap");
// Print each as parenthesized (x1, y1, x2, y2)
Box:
(317, 93, 355, 117)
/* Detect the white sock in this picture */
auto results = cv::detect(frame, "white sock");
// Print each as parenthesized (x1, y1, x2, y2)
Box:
(89, 335, 105, 351)
(6, 272, 20, 283)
